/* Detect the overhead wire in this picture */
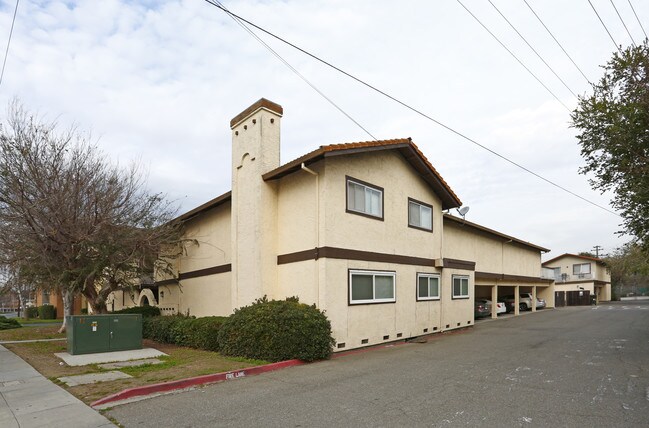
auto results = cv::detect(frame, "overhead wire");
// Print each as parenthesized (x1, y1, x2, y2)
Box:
(522, 0, 591, 85)
(203, 1, 620, 217)
(456, 0, 571, 112)
(488, 0, 578, 98)
(588, 0, 624, 53)
(609, 0, 637, 46)
(0, 0, 20, 90)
(627, 0, 648, 40)
(207, 0, 376, 140)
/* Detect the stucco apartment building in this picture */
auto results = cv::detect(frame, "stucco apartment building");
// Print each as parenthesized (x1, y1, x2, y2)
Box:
(110, 98, 554, 351)
(542, 253, 611, 304)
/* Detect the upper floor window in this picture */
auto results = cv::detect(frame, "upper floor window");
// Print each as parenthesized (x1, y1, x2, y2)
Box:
(417, 273, 440, 301)
(452, 275, 470, 299)
(573, 263, 591, 275)
(408, 198, 433, 231)
(346, 177, 383, 219)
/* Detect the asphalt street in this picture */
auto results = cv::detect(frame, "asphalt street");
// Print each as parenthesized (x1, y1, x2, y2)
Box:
(108, 301, 649, 427)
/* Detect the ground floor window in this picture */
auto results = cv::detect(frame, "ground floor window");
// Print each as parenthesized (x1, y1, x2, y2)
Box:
(349, 270, 396, 304)
(417, 273, 440, 300)
(452, 275, 469, 299)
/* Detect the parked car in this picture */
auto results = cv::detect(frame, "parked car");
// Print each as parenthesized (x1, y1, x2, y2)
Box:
(474, 299, 491, 318)
(536, 297, 546, 309)
(502, 294, 535, 312)
(484, 299, 507, 315)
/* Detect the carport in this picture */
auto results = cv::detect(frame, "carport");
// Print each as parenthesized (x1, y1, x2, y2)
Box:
(475, 274, 555, 319)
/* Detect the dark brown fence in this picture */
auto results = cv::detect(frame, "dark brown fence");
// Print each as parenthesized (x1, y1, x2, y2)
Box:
(566, 290, 591, 306)
(555, 291, 566, 307)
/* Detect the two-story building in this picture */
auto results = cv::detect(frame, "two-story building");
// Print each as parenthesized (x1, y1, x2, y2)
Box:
(110, 98, 553, 351)
(542, 253, 611, 304)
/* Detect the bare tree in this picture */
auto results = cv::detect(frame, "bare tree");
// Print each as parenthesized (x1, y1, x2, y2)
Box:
(0, 264, 35, 317)
(0, 100, 183, 332)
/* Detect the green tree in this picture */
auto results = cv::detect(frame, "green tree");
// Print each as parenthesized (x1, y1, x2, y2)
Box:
(571, 41, 649, 250)
(604, 242, 649, 298)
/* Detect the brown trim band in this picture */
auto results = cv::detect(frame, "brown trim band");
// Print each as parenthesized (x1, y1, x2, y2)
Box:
(442, 258, 476, 271)
(556, 279, 611, 286)
(475, 271, 554, 284)
(179, 264, 232, 280)
(154, 279, 177, 287)
(277, 246, 441, 268)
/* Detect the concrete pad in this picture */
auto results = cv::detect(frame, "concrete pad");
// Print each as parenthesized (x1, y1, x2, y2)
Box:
(55, 347, 167, 366)
(58, 371, 132, 387)
(99, 358, 162, 369)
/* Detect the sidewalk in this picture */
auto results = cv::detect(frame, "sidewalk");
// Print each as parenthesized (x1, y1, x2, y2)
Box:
(0, 345, 113, 428)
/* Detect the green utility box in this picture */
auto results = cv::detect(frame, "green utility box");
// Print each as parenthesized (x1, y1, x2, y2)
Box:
(66, 314, 142, 355)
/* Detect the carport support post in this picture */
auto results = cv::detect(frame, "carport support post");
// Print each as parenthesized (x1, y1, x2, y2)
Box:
(514, 285, 520, 315)
(531, 287, 537, 312)
(491, 285, 498, 319)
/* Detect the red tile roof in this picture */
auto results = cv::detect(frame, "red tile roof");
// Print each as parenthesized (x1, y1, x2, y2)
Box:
(262, 138, 462, 210)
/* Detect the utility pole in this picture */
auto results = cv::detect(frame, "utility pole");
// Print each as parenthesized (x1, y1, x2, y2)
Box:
(592, 245, 603, 258)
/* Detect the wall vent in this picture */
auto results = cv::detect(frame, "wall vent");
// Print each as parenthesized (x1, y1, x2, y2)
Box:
(361, 338, 369, 344)
(337, 343, 346, 349)
(383, 335, 389, 340)
(396, 333, 402, 338)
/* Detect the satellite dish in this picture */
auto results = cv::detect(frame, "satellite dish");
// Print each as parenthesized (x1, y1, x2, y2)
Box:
(457, 206, 470, 216)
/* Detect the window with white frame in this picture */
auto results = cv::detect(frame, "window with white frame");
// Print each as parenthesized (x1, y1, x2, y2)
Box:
(349, 270, 395, 304)
(452, 275, 469, 299)
(573, 263, 591, 275)
(408, 198, 433, 231)
(417, 273, 440, 300)
(346, 177, 383, 219)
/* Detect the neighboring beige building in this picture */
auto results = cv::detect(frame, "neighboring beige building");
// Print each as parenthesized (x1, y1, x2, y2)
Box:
(542, 253, 611, 304)
(111, 98, 554, 351)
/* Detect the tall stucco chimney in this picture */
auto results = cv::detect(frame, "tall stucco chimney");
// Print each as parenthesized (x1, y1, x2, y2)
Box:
(230, 98, 283, 309)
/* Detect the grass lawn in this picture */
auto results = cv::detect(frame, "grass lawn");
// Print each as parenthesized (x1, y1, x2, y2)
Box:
(4, 331, 268, 405)
(18, 318, 63, 325)
(0, 326, 65, 341)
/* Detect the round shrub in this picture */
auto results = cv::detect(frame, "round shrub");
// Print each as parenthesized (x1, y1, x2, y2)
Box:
(38, 304, 56, 320)
(217, 296, 335, 362)
(0, 316, 21, 330)
(114, 305, 161, 317)
(25, 307, 39, 319)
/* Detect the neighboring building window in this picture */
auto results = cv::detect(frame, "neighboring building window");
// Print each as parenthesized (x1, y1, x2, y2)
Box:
(349, 270, 395, 304)
(573, 263, 591, 275)
(42, 290, 50, 305)
(417, 273, 440, 300)
(346, 177, 383, 219)
(452, 275, 469, 299)
(408, 198, 433, 231)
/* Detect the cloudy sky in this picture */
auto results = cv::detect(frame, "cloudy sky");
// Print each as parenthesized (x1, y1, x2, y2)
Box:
(0, 0, 644, 259)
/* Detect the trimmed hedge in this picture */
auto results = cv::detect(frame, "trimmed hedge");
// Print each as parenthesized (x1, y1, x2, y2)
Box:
(114, 305, 161, 318)
(0, 316, 21, 330)
(143, 315, 227, 351)
(38, 305, 56, 320)
(217, 296, 335, 362)
(25, 307, 39, 319)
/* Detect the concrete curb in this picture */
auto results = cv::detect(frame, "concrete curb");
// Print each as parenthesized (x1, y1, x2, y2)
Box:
(90, 359, 305, 408)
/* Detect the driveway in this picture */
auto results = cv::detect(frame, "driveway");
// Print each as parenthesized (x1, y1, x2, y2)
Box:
(108, 302, 649, 427)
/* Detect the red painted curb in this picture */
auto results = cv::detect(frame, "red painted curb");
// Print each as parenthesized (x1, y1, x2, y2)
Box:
(91, 359, 304, 408)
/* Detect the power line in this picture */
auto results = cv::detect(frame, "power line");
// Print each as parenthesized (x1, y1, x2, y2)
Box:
(207, 0, 376, 141)
(0, 0, 20, 90)
(609, 0, 637, 46)
(522, 0, 591, 85)
(588, 0, 623, 53)
(456, 0, 571, 112)
(204, 1, 620, 217)
(627, 0, 648, 40)
(488, 0, 578, 98)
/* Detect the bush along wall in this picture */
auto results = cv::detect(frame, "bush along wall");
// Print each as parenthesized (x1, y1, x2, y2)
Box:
(38, 304, 56, 320)
(217, 296, 336, 362)
(142, 315, 227, 352)
(25, 306, 39, 319)
(114, 305, 161, 317)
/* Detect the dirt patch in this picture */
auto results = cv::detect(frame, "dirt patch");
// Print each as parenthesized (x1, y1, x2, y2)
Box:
(5, 338, 268, 405)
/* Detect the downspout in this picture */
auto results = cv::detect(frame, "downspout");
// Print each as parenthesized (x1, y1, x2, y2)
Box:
(301, 163, 320, 307)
